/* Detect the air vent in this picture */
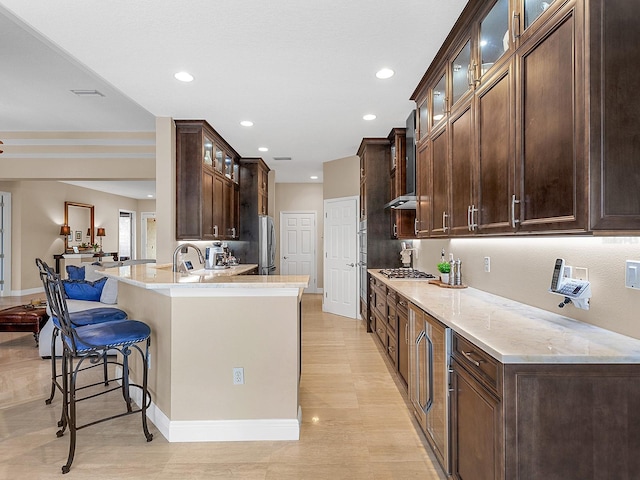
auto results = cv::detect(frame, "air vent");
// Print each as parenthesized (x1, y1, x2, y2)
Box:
(70, 89, 105, 97)
(273, 156, 292, 161)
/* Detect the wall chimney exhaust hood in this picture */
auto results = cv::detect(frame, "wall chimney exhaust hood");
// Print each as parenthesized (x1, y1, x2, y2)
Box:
(385, 110, 417, 210)
(385, 195, 417, 210)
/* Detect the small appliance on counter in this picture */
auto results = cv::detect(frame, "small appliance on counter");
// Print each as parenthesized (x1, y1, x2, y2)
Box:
(205, 241, 229, 269)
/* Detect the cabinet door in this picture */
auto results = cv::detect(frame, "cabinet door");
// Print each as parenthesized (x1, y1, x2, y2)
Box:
(202, 170, 214, 239)
(451, 358, 503, 480)
(478, 0, 511, 82)
(515, 6, 586, 232)
(476, 61, 515, 233)
(397, 305, 409, 386)
(449, 105, 475, 236)
(416, 142, 431, 237)
(431, 128, 449, 236)
(451, 39, 473, 107)
(212, 174, 224, 239)
(589, 0, 640, 229)
(431, 73, 448, 129)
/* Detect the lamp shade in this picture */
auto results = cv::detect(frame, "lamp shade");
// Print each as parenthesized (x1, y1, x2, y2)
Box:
(60, 225, 71, 236)
(97, 228, 106, 237)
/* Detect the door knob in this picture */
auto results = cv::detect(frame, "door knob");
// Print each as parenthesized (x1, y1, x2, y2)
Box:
(283, 256, 288, 260)
(347, 263, 355, 267)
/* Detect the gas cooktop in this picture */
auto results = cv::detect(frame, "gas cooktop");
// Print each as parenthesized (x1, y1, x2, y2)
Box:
(378, 268, 435, 279)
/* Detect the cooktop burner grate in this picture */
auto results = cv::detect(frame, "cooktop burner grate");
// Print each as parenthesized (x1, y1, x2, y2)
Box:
(378, 268, 435, 279)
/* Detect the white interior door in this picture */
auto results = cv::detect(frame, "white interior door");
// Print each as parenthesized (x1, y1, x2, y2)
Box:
(280, 212, 316, 292)
(140, 212, 157, 259)
(323, 196, 358, 318)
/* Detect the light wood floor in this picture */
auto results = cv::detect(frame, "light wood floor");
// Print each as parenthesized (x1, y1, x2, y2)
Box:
(0, 293, 446, 479)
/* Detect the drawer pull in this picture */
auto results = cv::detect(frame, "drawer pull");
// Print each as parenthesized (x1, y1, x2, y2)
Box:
(462, 350, 484, 367)
(399, 301, 407, 307)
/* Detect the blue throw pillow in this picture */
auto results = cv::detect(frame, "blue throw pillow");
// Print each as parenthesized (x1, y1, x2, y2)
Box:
(62, 278, 107, 302)
(66, 265, 85, 280)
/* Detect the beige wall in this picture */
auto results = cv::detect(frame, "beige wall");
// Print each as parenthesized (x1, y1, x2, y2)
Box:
(323, 155, 359, 199)
(1, 180, 154, 293)
(413, 236, 640, 340)
(274, 183, 324, 289)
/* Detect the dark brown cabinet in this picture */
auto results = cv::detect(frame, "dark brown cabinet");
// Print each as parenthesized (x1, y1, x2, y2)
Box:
(359, 138, 402, 326)
(451, 333, 504, 480)
(410, 0, 640, 236)
(415, 141, 431, 237)
(176, 119, 240, 241)
(397, 295, 409, 386)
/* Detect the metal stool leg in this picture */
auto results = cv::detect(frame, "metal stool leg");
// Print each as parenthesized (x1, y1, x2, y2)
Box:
(61, 352, 77, 474)
(45, 326, 59, 405)
(141, 338, 153, 442)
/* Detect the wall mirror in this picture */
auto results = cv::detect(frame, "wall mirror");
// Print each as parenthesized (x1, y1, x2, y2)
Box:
(64, 201, 94, 252)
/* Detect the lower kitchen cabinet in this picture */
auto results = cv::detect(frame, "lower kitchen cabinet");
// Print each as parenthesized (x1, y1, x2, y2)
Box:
(451, 335, 504, 480)
(397, 295, 409, 386)
(451, 331, 640, 480)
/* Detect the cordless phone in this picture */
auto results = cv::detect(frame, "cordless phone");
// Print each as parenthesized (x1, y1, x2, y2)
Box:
(550, 258, 565, 292)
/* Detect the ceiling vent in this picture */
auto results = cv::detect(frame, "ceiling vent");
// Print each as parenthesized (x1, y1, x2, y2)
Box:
(273, 156, 292, 161)
(70, 89, 105, 97)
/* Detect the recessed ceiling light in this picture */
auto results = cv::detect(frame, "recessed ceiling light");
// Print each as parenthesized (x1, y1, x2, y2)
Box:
(240, 120, 254, 127)
(258, 147, 269, 152)
(310, 175, 319, 180)
(363, 114, 377, 121)
(147, 194, 154, 198)
(376, 68, 395, 79)
(174, 71, 194, 82)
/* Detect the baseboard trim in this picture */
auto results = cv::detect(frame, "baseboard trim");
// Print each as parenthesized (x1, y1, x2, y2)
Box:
(120, 366, 301, 442)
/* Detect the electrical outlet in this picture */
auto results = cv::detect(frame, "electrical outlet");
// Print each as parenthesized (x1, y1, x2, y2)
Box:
(233, 367, 244, 385)
(484, 257, 490, 273)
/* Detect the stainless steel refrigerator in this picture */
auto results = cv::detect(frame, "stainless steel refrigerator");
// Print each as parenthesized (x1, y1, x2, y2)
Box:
(258, 215, 276, 275)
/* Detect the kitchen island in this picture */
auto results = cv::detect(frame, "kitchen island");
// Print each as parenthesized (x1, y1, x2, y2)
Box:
(369, 270, 640, 480)
(102, 263, 309, 443)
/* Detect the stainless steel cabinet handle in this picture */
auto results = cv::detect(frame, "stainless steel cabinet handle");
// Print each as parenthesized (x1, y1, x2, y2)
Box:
(469, 205, 478, 231)
(424, 332, 434, 414)
(213, 225, 219, 237)
(405, 323, 409, 343)
(467, 205, 472, 231)
(462, 350, 483, 367)
(393, 223, 397, 237)
(231, 227, 236, 238)
(511, 12, 521, 44)
(511, 194, 521, 228)
(442, 211, 449, 232)
(414, 218, 419, 236)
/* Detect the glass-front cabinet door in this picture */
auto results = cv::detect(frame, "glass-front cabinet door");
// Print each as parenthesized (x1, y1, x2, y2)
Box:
(214, 147, 223, 173)
(451, 39, 472, 107)
(479, 0, 510, 78)
(523, 0, 555, 30)
(431, 73, 447, 128)
(203, 137, 214, 167)
(224, 154, 233, 179)
(418, 98, 429, 142)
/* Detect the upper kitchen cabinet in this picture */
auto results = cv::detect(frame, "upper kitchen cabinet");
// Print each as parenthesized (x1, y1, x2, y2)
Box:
(412, 0, 639, 235)
(513, 0, 586, 232)
(388, 128, 416, 239)
(415, 141, 431, 238)
(239, 158, 270, 217)
(175, 119, 240, 240)
(588, 0, 640, 229)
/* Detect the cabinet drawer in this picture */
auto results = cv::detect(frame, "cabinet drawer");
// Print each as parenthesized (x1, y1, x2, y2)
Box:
(396, 295, 409, 315)
(386, 331, 398, 369)
(374, 310, 387, 346)
(453, 333, 501, 393)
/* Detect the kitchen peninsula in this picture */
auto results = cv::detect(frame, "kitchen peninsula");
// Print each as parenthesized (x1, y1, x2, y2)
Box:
(102, 263, 309, 443)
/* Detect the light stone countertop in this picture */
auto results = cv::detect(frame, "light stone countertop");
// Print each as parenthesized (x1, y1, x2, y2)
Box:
(102, 263, 309, 290)
(369, 270, 640, 364)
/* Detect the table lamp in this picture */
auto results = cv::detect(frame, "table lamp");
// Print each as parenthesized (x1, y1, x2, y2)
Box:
(97, 227, 106, 252)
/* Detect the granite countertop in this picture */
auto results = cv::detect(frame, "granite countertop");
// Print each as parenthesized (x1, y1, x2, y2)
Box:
(369, 269, 640, 364)
(103, 263, 309, 290)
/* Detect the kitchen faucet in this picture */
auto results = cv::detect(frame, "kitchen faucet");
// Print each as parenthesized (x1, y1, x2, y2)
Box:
(172, 243, 205, 272)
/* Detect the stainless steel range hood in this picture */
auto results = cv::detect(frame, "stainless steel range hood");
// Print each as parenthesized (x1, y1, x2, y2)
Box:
(385, 195, 417, 210)
(385, 110, 417, 210)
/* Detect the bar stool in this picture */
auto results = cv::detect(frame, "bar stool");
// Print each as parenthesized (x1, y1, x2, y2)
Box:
(35, 258, 128, 406)
(41, 264, 153, 473)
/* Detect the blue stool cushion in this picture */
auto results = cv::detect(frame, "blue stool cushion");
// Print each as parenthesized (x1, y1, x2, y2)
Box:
(62, 278, 107, 301)
(66, 265, 85, 280)
(66, 320, 151, 353)
(52, 307, 127, 328)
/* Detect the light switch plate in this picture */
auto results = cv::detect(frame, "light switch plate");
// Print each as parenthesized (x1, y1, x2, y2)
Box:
(625, 260, 640, 289)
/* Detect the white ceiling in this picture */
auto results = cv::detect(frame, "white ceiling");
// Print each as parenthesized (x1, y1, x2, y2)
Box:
(0, 0, 467, 197)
